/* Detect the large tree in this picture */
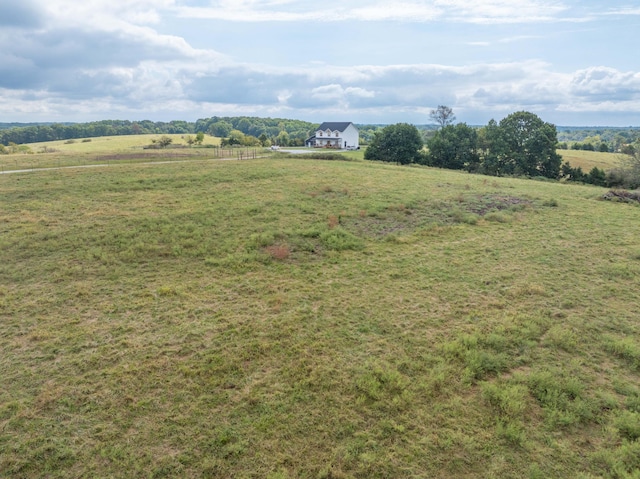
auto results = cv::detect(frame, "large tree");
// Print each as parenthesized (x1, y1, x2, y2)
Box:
(429, 105, 456, 129)
(426, 123, 480, 171)
(364, 123, 424, 165)
(488, 111, 562, 178)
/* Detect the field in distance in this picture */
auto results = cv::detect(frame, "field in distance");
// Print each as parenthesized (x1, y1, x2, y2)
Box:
(0, 134, 225, 171)
(1, 154, 640, 478)
(557, 148, 626, 172)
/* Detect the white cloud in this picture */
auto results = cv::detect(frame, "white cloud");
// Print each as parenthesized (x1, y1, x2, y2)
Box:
(604, 7, 640, 15)
(349, 3, 441, 22)
(176, 0, 571, 24)
(570, 67, 640, 99)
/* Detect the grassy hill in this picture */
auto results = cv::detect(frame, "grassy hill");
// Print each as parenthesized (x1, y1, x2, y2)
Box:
(1, 156, 640, 478)
(557, 148, 625, 172)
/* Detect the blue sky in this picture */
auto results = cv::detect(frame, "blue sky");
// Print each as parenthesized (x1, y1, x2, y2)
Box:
(1, 0, 639, 126)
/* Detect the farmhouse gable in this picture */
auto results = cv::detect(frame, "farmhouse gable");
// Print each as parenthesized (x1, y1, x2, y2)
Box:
(306, 122, 359, 150)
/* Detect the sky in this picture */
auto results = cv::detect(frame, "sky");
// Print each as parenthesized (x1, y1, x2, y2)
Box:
(1, 0, 639, 126)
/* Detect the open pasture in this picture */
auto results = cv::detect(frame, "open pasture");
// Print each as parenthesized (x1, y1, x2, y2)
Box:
(557, 148, 624, 172)
(0, 134, 227, 172)
(1, 157, 640, 478)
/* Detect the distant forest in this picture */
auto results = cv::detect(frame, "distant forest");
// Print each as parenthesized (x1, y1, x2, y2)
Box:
(0, 118, 380, 147)
(1, 118, 639, 151)
(556, 126, 640, 153)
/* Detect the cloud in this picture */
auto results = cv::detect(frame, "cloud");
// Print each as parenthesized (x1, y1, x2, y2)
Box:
(0, 0, 638, 125)
(571, 67, 640, 100)
(603, 7, 640, 15)
(176, 0, 571, 24)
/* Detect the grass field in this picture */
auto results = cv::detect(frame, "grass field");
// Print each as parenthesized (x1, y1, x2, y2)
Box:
(1, 155, 640, 478)
(0, 135, 238, 172)
(557, 149, 625, 172)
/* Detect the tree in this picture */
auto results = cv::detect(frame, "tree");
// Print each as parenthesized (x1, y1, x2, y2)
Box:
(561, 161, 585, 182)
(490, 111, 562, 178)
(477, 120, 510, 176)
(275, 131, 290, 146)
(587, 167, 607, 186)
(222, 130, 246, 146)
(151, 136, 173, 148)
(429, 105, 456, 129)
(364, 123, 423, 165)
(209, 121, 232, 138)
(195, 132, 205, 145)
(426, 123, 479, 171)
(607, 149, 640, 189)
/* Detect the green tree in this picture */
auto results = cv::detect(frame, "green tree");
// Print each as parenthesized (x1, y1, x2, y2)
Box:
(209, 121, 232, 138)
(586, 167, 607, 186)
(477, 120, 510, 176)
(195, 132, 205, 145)
(426, 123, 479, 171)
(561, 161, 585, 182)
(222, 130, 246, 146)
(152, 136, 173, 148)
(275, 131, 290, 147)
(364, 123, 423, 165)
(236, 118, 252, 134)
(490, 111, 562, 178)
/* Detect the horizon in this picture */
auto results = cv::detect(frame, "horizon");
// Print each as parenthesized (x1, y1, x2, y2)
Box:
(1, 118, 639, 130)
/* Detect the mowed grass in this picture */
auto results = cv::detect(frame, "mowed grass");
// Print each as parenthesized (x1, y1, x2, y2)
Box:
(1, 157, 640, 478)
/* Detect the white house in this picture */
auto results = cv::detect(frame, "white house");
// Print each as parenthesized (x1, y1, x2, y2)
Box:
(306, 122, 359, 149)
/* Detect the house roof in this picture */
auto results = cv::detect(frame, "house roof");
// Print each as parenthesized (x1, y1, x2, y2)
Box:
(317, 122, 355, 132)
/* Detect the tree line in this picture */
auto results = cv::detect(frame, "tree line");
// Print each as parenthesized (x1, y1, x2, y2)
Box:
(556, 126, 640, 152)
(0, 117, 321, 147)
(364, 109, 640, 188)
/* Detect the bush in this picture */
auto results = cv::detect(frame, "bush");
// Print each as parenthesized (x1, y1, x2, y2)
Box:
(364, 123, 423, 165)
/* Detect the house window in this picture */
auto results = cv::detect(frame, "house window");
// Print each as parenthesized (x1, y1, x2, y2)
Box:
(318, 131, 323, 136)
(335, 132, 339, 137)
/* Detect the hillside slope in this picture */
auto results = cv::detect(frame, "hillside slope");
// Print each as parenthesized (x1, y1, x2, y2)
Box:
(1, 158, 639, 478)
